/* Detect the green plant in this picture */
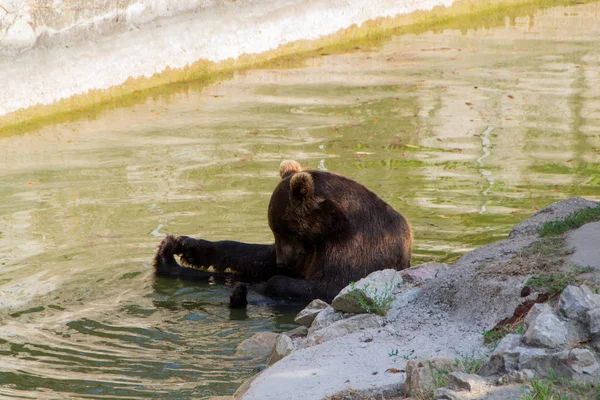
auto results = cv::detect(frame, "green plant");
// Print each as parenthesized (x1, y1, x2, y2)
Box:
(454, 351, 487, 374)
(347, 282, 394, 316)
(526, 267, 592, 295)
(539, 205, 600, 237)
(429, 362, 450, 389)
(482, 322, 525, 350)
(521, 370, 597, 400)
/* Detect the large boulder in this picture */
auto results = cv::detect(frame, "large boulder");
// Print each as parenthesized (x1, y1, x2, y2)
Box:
(304, 313, 384, 347)
(236, 332, 279, 359)
(331, 269, 403, 315)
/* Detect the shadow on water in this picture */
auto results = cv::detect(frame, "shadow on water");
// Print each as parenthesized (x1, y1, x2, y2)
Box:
(0, 1, 600, 398)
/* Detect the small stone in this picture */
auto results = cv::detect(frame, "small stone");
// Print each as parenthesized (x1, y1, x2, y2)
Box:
(405, 358, 461, 397)
(558, 285, 600, 323)
(447, 372, 489, 392)
(294, 299, 330, 327)
(236, 332, 279, 359)
(587, 308, 600, 335)
(523, 306, 568, 349)
(331, 269, 403, 315)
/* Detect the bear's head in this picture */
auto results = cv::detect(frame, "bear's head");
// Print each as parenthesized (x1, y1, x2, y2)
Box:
(268, 161, 348, 267)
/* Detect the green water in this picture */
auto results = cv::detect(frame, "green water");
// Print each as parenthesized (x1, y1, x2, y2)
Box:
(1, 2, 600, 398)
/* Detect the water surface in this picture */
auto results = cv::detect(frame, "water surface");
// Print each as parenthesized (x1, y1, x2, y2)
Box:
(1, 2, 600, 398)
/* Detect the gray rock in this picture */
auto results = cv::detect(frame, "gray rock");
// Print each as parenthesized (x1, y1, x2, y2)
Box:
(495, 334, 524, 354)
(284, 325, 309, 339)
(497, 369, 535, 385)
(558, 285, 600, 323)
(447, 372, 489, 392)
(304, 313, 384, 347)
(400, 262, 448, 285)
(404, 358, 461, 397)
(509, 198, 599, 238)
(523, 305, 569, 349)
(515, 346, 549, 370)
(236, 332, 279, 359)
(294, 299, 329, 327)
(520, 348, 600, 384)
(588, 308, 600, 335)
(524, 303, 551, 326)
(266, 326, 308, 366)
(434, 387, 467, 400)
(267, 334, 293, 366)
(308, 305, 345, 331)
(567, 348, 600, 377)
(475, 384, 529, 400)
(478, 334, 523, 376)
(331, 269, 403, 315)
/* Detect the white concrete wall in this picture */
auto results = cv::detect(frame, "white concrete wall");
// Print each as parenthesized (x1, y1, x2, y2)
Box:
(0, 0, 455, 118)
(0, 0, 221, 56)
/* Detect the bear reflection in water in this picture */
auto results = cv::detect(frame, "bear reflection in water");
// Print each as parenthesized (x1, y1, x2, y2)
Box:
(153, 160, 412, 305)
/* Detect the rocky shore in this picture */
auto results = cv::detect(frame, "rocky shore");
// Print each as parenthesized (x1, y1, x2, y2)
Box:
(224, 198, 600, 400)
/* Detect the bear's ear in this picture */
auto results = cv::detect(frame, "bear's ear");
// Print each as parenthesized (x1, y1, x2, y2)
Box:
(280, 160, 302, 179)
(289, 172, 314, 205)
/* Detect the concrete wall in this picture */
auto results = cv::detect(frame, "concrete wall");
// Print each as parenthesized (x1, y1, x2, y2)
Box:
(0, 0, 455, 119)
(0, 0, 221, 56)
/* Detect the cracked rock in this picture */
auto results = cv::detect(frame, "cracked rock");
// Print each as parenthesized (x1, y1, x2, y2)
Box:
(558, 285, 600, 323)
(523, 304, 569, 349)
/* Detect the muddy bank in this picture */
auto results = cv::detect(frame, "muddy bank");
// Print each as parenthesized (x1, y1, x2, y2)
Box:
(236, 198, 600, 400)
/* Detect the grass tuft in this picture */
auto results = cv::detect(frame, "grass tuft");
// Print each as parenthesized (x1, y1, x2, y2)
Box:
(539, 205, 600, 237)
(526, 267, 594, 296)
(521, 370, 598, 400)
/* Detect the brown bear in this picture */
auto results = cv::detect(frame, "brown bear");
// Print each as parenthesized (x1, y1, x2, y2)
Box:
(153, 160, 412, 302)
